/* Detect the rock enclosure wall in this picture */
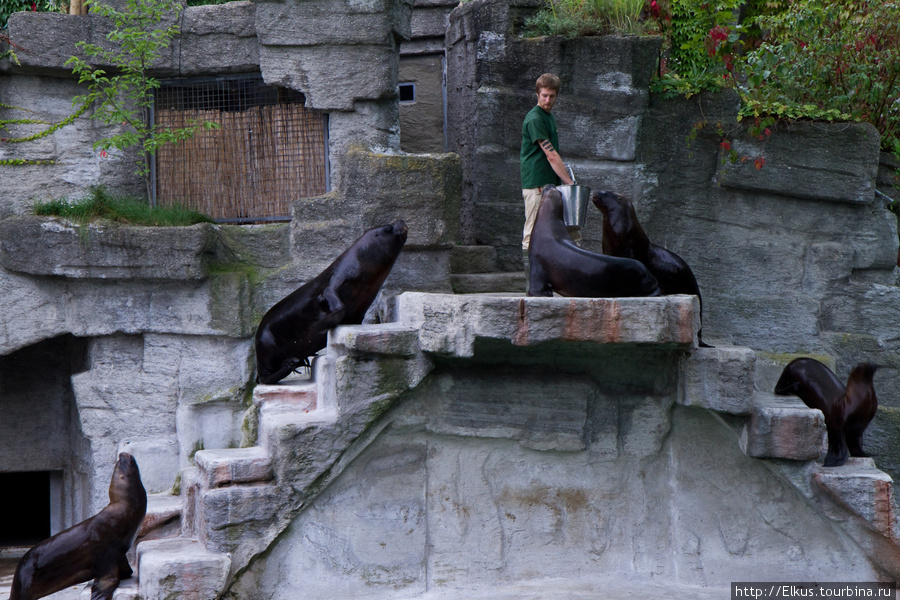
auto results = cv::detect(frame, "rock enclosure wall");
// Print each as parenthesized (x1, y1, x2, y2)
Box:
(445, 0, 900, 485)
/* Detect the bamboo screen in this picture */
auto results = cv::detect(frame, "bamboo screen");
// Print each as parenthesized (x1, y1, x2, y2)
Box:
(154, 76, 328, 222)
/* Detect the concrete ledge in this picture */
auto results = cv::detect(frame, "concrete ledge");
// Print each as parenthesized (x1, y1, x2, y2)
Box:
(137, 538, 230, 600)
(0, 216, 216, 280)
(395, 292, 697, 357)
(739, 393, 825, 460)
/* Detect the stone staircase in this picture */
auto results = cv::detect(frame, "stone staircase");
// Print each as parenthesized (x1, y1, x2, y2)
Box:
(7, 293, 896, 599)
(449, 245, 524, 294)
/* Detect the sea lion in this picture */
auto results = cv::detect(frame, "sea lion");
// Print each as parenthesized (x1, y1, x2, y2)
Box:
(527, 187, 660, 298)
(591, 189, 711, 347)
(774, 358, 880, 467)
(9, 453, 147, 600)
(255, 219, 408, 384)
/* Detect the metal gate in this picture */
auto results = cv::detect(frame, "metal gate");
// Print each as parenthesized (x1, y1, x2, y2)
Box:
(153, 74, 329, 223)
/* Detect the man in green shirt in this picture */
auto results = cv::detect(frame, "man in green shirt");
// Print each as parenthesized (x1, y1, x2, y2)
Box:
(520, 73, 575, 289)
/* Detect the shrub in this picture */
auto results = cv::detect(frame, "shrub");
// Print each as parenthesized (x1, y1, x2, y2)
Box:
(523, 0, 650, 38)
(738, 0, 900, 155)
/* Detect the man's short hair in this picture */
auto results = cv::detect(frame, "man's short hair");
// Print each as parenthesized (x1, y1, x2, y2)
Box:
(535, 73, 561, 94)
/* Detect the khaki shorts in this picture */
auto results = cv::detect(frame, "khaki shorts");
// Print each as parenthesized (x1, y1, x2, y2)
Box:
(522, 186, 582, 250)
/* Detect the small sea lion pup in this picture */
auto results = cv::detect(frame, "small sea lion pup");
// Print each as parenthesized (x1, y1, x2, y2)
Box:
(774, 358, 880, 467)
(10, 453, 147, 600)
(527, 186, 660, 298)
(255, 219, 409, 384)
(591, 189, 711, 347)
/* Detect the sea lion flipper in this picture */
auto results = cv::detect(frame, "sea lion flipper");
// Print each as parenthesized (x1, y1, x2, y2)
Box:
(90, 571, 120, 600)
(320, 286, 345, 316)
(118, 555, 133, 579)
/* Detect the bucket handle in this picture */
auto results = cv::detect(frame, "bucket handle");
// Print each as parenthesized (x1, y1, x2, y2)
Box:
(567, 165, 576, 185)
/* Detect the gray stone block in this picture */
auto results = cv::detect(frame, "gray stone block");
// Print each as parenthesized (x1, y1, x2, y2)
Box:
(139, 493, 183, 539)
(177, 2, 259, 75)
(340, 148, 462, 247)
(739, 393, 825, 460)
(260, 44, 398, 111)
(200, 484, 281, 552)
(330, 323, 421, 357)
(395, 292, 697, 357)
(118, 438, 180, 494)
(450, 245, 497, 274)
(0, 216, 216, 280)
(716, 122, 880, 204)
(137, 538, 230, 600)
(814, 458, 896, 538)
(254, 378, 318, 415)
(681, 345, 756, 415)
(255, 0, 406, 47)
(195, 447, 273, 489)
(450, 273, 525, 294)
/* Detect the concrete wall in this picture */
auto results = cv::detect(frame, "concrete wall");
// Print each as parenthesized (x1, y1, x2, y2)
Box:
(0, 0, 427, 206)
(445, 0, 900, 486)
(228, 346, 883, 598)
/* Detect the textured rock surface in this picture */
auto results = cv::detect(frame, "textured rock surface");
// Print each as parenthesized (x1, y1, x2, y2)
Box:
(0, 217, 217, 280)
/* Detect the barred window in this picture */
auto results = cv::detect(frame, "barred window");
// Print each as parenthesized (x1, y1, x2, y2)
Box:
(153, 74, 329, 223)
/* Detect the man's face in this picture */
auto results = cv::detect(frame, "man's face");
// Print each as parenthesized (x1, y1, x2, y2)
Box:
(537, 87, 558, 112)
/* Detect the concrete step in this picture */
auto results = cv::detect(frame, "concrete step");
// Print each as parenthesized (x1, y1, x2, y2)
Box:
(138, 492, 183, 541)
(814, 457, 897, 539)
(739, 392, 825, 460)
(253, 376, 317, 416)
(136, 538, 230, 600)
(450, 244, 498, 274)
(450, 272, 524, 294)
(194, 446, 273, 489)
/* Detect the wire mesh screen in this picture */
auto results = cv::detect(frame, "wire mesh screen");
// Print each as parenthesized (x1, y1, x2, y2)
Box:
(154, 75, 328, 222)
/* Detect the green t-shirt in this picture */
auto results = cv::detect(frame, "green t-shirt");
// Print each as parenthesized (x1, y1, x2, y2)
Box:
(520, 104, 560, 189)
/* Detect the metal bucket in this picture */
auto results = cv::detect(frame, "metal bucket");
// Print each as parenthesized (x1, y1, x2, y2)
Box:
(558, 184, 591, 228)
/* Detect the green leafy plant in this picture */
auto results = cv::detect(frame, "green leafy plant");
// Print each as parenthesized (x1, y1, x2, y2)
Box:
(523, 0, 651, 38)
(737, 0, 900, 156)
(65, 0, 219, 200)
(649, 0, 744, 98)
(0, 0, 60, 28)
(33, 186, 215, 226)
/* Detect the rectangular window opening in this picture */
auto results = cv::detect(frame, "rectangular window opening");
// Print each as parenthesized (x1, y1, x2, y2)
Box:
(398, 82, 416, 104)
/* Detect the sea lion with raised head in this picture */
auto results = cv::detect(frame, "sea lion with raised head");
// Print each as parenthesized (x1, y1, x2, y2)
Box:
(591, 189, 711, 347)
(527, 187, 660, 298)
(255, 219, 408, 384)
(774, 358, 880, 467)
(9, 453, 147, 600)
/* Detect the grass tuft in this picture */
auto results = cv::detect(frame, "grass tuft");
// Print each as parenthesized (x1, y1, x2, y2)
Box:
(33, 187, 215, 227)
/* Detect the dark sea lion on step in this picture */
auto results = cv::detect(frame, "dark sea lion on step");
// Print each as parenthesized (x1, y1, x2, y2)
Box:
(591, 189, 711, 347)
(255, 219, 408, 384)
(774, 358, 880, 467)
(10, 453, 147, 600)
(527, 187, 659, 298)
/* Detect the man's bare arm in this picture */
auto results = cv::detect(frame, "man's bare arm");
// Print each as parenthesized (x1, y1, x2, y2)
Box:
(539, 139, 574, 185)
